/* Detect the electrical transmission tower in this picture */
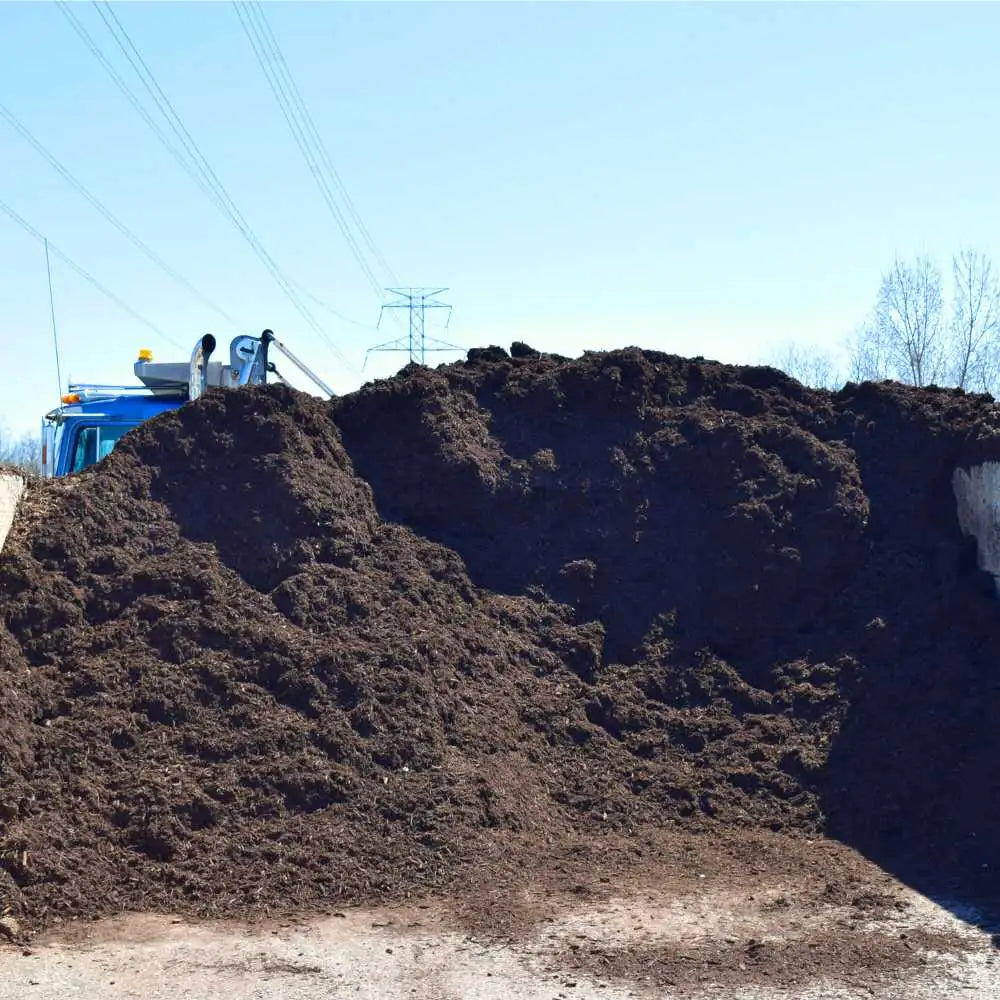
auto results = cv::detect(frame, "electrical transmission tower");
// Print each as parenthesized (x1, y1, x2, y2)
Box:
(367, 287, 461, 367)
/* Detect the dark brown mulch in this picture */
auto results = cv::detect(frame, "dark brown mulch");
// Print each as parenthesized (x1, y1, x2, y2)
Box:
(3, 345, 1000, 939)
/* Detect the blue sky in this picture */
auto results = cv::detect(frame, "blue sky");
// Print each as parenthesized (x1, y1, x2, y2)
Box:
(3, 1, 1000, 438)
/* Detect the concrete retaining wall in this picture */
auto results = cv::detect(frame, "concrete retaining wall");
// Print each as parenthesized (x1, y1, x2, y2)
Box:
(954, 462, 1000, 594)
(0, 472, 25, 554)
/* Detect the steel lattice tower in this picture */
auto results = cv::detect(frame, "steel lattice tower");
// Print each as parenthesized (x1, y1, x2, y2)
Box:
(367, 287, 460, 366)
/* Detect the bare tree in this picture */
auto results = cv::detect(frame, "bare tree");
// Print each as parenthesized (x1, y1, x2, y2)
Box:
(848, 257, 945, 386)
(0, 426, 40, 475)
(769, 342, 841, 389)
(846, 320, 893, 383)
(875, 256, 944, 386)
(949, 249, 1000, 392)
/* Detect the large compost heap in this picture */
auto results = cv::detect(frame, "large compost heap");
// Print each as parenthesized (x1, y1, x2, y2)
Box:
(3, 346, 1000, 935)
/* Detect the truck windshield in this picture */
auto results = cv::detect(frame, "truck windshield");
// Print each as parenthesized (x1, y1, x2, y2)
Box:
(70, 425, 137, 473)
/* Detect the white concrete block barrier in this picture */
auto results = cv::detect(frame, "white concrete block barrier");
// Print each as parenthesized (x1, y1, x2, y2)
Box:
(0, 471, 26, 554)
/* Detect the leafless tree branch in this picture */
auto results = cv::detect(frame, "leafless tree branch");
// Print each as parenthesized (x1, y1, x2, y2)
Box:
(769, 343, 842, 389)
(875, 256, 944, 386)
(0, 427, 41, 475)
(950, 249, 1000, 392)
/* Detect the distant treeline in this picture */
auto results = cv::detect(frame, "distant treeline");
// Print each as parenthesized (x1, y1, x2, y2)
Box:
(772, 250, 1000, 395)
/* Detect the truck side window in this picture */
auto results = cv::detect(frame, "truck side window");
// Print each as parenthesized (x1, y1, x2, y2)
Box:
(98, 426, 131, 461)
(71, 427, 99, 473)
(69, 424, 137, 473)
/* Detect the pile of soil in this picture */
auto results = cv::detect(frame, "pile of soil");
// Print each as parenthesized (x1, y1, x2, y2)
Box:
(3, 345, 1000, 937)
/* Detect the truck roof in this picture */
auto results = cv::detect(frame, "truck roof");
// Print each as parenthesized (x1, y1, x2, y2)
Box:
(46, 393, 184, 423)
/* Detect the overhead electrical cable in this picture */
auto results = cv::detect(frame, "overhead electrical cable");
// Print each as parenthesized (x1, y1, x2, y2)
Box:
(240, 0, 396, 288)
(286, 278, 382, 330)
(89, 0, 335, 345)
(249, 0, 396, 285)
(233, 1, 385, 298)
(61, 0, 356, 368)
(0, 197, 183, 349)
(55, 2, 231, 218)
(0, 100, 246, 332)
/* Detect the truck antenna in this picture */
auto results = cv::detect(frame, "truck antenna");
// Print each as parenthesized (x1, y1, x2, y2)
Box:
(44, 238, 64, 404)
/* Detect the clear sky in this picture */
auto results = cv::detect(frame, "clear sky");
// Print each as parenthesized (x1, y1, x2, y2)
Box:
(3, 1, 1000, 439)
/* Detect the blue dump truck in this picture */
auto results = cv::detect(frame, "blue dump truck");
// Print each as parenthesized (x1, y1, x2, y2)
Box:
(41, 330, 333, 477)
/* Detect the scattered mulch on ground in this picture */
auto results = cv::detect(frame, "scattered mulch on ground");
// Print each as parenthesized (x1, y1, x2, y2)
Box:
(3, 346, 1000, 943)
(444, 826, 911, 939)
(564, 925, 976, 995)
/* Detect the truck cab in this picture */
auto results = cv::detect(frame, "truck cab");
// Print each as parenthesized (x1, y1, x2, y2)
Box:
(42, 393, 183, 477)
(41, 331, 333, 477)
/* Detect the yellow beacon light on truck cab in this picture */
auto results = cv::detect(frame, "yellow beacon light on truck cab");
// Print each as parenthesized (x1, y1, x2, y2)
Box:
(137, 348, 153, 361)
(61, 393, 80, 404)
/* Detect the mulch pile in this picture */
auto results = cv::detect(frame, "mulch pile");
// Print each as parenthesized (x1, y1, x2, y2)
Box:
(3, 345, 1000, 936)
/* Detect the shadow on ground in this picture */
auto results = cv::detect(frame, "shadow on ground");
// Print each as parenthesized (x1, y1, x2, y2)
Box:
(819, 574, 1000, 937)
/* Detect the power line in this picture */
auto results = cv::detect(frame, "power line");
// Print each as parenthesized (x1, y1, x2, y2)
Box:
(0, 100, 245, 332)
(90, 1, 319, 321)
(285, 277, 380, 330)
(61, 0, 353, 368)
(233, 1, 384, 298)
(236, 2, 407, 340)
(237, 1, 379, 295)
(0, 197, 182, 349)
(250, 2, 395, 285)
(60, 2, 286, 279)
(92, 1, 254, 228)
(235, 1, 395, 296)
(56, 2, 230, 216)
(90, 0, 356, 367)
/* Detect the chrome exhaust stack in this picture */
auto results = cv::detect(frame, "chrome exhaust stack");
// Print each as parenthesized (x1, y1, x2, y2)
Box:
(188, 334, 217, 401)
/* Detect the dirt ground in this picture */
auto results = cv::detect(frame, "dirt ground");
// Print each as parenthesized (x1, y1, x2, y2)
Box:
(1, 834, 994, 999)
